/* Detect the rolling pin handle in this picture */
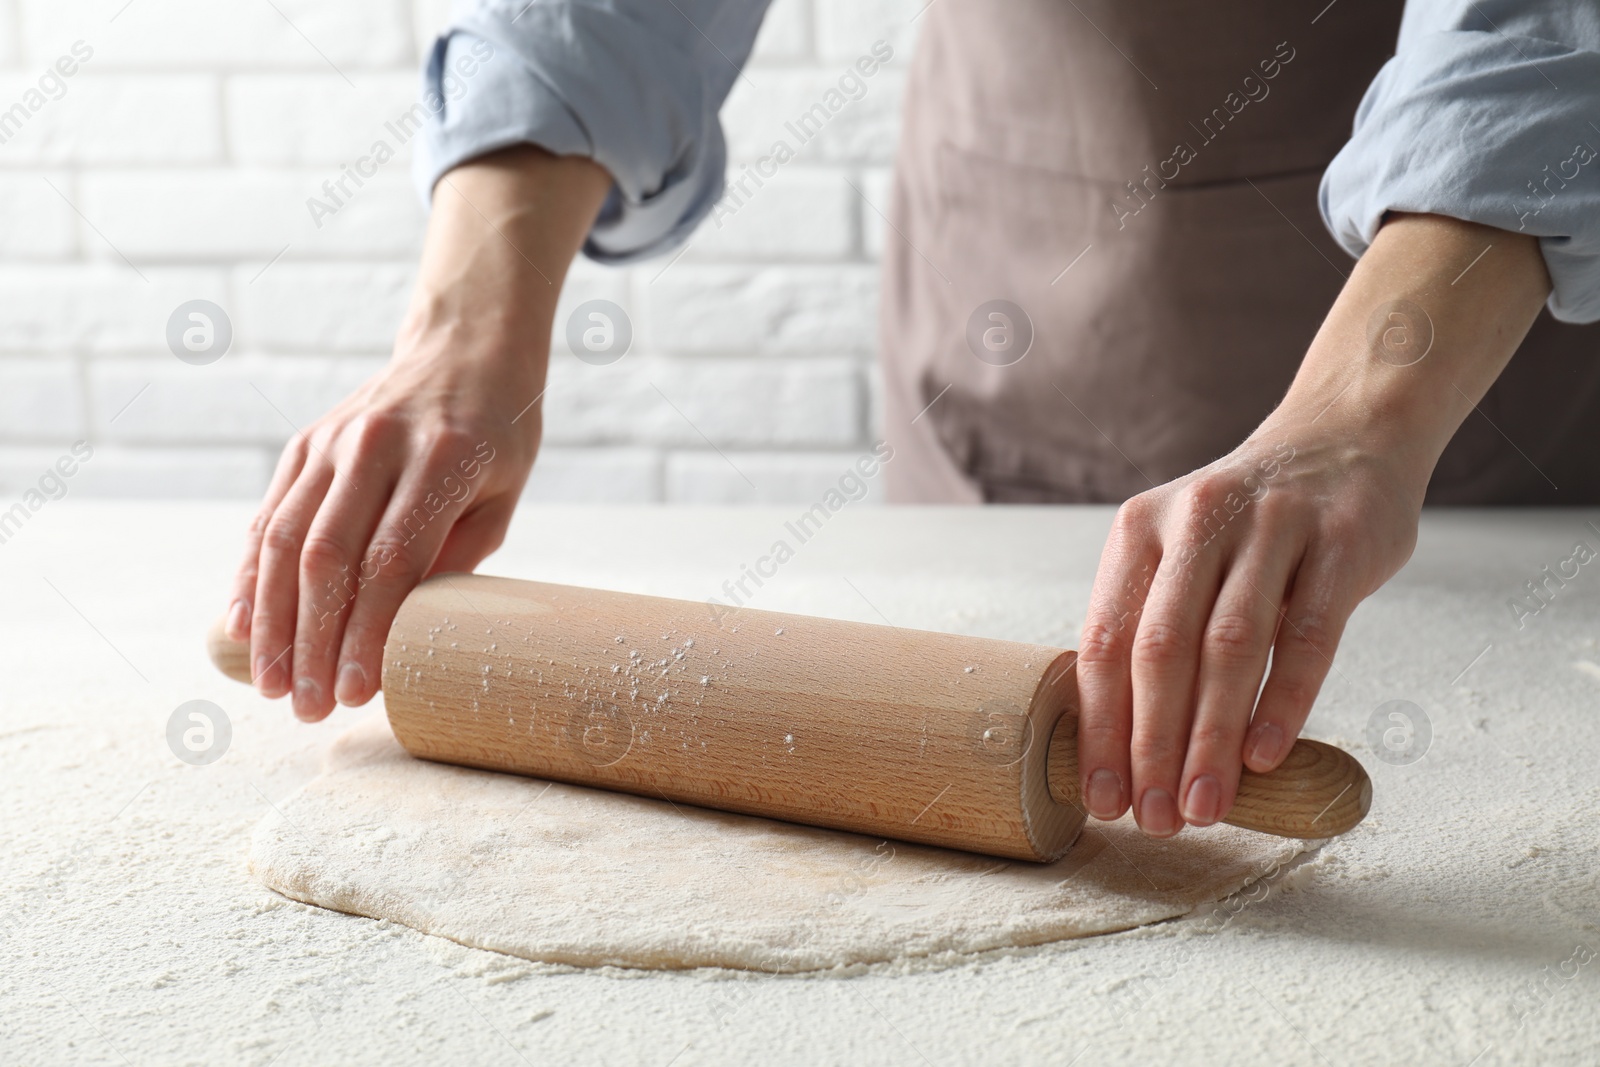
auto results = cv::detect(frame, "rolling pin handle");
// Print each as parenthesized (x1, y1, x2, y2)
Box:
(1045, 714, 1370, 838)
(207, 618, 255, 685)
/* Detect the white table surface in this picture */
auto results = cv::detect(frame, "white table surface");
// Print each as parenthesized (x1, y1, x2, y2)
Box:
(2, 502, 1596, 1066)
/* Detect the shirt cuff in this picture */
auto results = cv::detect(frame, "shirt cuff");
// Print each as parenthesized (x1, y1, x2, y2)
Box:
(1320, 30, 1600, 323)
(411, 6, 726, 265)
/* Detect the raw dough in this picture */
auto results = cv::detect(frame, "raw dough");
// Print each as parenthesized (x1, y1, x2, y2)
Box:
(250, 715, 1318, 973)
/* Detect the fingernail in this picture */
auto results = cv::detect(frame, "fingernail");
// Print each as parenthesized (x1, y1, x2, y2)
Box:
(254, 654, 273, 690)
(1248, 723, 1285, 769)
(1183, 774, 1221, 826)
(292, 677, 322, 721)
(1138, 788, 1179, 837)
(1086, 768, 1122, 820)
(225, 599, 251, 640)
(335, 661, 367, 706)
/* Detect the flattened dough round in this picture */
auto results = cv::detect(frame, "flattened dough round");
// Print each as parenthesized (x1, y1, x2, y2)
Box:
(249, 715, 1316, 972)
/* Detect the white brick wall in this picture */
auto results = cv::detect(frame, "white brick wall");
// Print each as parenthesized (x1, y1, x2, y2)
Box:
(0, 74, 221, 164)
(0, 2, 17, 69)
(0, 0, 925, 503)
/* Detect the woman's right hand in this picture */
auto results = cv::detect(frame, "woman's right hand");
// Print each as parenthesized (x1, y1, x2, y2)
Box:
(222, 146, 612, 722)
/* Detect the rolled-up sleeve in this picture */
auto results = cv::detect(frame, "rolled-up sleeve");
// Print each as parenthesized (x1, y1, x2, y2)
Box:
(1320, 1, 1600, 322)
(414, 0, 771, 264)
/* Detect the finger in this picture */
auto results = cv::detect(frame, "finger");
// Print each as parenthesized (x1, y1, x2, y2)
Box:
(332, 460, 471, 709)
(291, 448, 402, 722)
(1178, 537, 1302, 827)
(1076, 499, 1160, 823)
(426, 493, 516, 577)
(250, 446, 336, 699)
(1128, 527, 1227, 838)
(324, 489, 512, 711)
(1244, 552, 1355, 774)
(225, 437, 309, 640)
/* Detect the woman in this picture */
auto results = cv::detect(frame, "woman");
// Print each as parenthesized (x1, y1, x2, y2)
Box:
(222, 0, 1600, 839)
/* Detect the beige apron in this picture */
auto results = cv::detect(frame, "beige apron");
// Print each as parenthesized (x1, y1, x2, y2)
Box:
(880, 0, 1600, 505)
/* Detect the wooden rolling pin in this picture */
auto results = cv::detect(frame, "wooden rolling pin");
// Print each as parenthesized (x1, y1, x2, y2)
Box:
(208, 574, 1370, 861)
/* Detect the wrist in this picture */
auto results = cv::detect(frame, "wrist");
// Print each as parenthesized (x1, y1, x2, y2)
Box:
(399, 278, 553, 359)
(1261, 213, 1551, 494)
(1268, 343, 1456, 478)
(1266, 358, 1474, 517)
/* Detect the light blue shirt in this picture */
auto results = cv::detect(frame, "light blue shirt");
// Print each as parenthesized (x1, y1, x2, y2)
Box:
(1322, 0, 1600, 322)
(416, 0, 1600, 322)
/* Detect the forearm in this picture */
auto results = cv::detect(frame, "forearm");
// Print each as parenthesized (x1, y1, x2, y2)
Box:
(399, 145, 612, 370)
(1260, 213, 1552, 494)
